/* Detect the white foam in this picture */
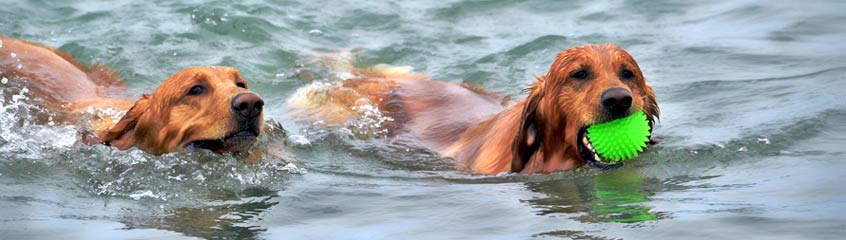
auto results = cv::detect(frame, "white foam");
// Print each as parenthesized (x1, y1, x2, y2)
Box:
(287, 134, 311, 147)
(349, 102, 393, 137)
(0, 87, 78, 158)
(277, 162, 307, 174)
(193, 172, 206, 182)
(129, 190, 166, 200)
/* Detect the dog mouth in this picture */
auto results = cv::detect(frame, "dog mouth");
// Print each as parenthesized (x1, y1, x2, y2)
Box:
(577, 126, 622, 169)
(185, 129, 259, 153)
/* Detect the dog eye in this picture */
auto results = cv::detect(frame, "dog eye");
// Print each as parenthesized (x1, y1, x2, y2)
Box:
(187, 85, 205, 96)
(236, 82, 247, 89)
(571, 70, 590, 80)
(621, 69, 635, 79)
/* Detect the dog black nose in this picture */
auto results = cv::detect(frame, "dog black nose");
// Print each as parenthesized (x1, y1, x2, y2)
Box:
(601, 88, 632, 115)
(231, 93, 264, 119)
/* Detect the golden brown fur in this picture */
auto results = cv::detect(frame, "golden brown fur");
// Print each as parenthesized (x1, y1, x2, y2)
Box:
(291, 44, 658, 175)
(0, 36, 264, 154)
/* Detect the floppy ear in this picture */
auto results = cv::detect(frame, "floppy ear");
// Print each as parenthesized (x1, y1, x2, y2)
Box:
(641, 82, 659, 131)
(102, 94, 152, 150)
(511, 84, 545, 173)
(640, 83, 660, 145)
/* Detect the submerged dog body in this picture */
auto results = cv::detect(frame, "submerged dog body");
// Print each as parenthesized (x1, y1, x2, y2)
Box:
(0, 36, 264, 154)
(291, 44, 658, 174)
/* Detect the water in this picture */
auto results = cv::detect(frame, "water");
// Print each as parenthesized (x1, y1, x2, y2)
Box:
(1, 0, 845, 239)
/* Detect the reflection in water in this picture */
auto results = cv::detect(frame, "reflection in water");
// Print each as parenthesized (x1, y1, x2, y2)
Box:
(526, 167, 659, 224)
(589, 169, 658, 223)
(122, 187, 279, 240)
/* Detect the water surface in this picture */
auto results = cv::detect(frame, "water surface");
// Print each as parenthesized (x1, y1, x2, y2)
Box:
(1, 0, 845, 239)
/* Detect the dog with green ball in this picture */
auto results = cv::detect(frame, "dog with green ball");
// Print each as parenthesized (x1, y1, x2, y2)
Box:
(578, 89, 655, 169)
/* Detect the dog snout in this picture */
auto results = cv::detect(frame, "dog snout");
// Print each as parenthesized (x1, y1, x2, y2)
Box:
(231, 93, 264, 119)
(600, 88, 632, 116)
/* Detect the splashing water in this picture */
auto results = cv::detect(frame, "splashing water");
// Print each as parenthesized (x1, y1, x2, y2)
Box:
(77, 148, 300, 203)
(349, 101, 393, 138)
(0, 86, 77, 158)
(0, 82, 301, 208)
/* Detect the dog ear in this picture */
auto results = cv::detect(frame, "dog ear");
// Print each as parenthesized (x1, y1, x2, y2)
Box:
(644, 85, 659, 125)
(102, 94, 152, 150)
(641, 83, 660, 144)
(511, 87, 544, 173)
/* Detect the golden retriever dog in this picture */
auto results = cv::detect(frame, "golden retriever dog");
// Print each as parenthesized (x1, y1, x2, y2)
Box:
(0, 36, 264, 154)
(289, 44, 658, 174)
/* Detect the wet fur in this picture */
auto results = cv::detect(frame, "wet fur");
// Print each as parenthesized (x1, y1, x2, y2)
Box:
(0, 36, 263, 154)
(291, 45, 658, 175)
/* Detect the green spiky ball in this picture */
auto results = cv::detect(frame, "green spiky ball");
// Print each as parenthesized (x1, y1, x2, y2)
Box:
(586, 110, 651, 162)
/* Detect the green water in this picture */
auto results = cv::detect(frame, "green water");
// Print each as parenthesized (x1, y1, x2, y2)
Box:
(2, 0, 845, 239)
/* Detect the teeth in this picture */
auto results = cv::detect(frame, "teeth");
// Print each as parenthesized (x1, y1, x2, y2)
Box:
(583, 134, 603, 162)
(582, 136, 602, 162)
(582, 136, 594, 151)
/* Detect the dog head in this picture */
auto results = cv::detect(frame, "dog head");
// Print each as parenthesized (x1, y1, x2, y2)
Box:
(512, 44, 658, 172)
(103, 66, 265, 154)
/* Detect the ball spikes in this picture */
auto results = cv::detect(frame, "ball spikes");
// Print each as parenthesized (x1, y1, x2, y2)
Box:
(586, 110, 651, 162)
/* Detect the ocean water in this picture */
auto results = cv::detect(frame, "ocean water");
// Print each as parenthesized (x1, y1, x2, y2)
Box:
(1, 0, 845, 239)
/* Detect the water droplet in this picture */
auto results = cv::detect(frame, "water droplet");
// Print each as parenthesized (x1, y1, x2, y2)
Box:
(0, 39, 3, 49)
(1, 77, 7, 84)
(17, 64, 22, 70)
(10, 52, 16, 58)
